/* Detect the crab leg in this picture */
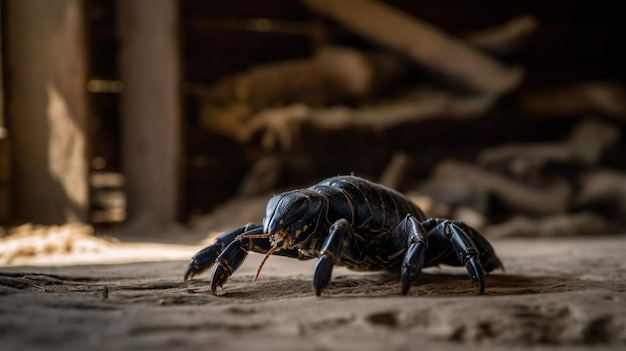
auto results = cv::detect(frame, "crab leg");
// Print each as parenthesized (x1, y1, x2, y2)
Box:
(208, 231, 300, 295)
(183, 224, 263, 281)
(445, 221, 486, 294)
(312, 218, 354, 296)
(452, 221, 505, 272)
(398, 215, 429, 295)
(402, 218, 488, 295)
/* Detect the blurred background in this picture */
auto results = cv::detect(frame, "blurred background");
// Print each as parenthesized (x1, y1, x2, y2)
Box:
(1, 0, 625, 242)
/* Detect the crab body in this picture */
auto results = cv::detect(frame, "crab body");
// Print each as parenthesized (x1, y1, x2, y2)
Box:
(184, 175, 503, 295)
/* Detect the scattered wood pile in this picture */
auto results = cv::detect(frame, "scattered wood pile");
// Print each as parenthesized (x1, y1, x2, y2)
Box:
(189, 0, 626, 236)
(196, 0, 530, 147)
(416, 118, 625, 236)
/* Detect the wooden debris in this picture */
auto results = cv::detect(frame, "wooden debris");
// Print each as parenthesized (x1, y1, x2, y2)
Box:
(465, 14, 539, 54)
(521, 81, 626, 118)
(199, 45, 410, 140)
(477, 119, 621, 182)
(453, 206, 487, 231)
(237, 155, 284, 197)
(379, 152, 413, 190)
(0, 224, 110, 265)
(244, 88, 494, 149)
(418, 177, 492, 215)
(575, 169, 626, 217)
(301, 0, 524, 95)
(484, 212, 608, 238)
(419, 160, 572, 216)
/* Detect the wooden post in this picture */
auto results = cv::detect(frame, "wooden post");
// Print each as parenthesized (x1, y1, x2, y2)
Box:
(5, 0, 89, 224)
(118, 0, 182, 225)
(0, 5, 7, 224)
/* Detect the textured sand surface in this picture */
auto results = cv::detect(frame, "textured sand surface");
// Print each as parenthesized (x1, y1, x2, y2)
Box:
(1, 235, 625, 350)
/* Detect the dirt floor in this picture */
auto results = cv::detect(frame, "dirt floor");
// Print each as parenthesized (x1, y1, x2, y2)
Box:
(1, 228, 626, 351)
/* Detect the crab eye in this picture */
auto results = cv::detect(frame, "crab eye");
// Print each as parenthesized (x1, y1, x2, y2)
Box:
(287, 196, 308, 216)
(277, 196, 308, 224)
(263, 193, 309, 233)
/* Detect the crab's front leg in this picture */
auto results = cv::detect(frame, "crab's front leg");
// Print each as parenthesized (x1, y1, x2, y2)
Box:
(313, 219, 360, 296)
(211, 233, 304, 294)
(186, 224, 304, 295)
(183, 224, 263, 281)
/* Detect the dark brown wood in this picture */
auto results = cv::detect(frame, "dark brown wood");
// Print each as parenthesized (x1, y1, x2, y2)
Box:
(302, 0, 524, 96)
(420, 160, 572, 216)
(6, 0, 89, 224)
(197, 45, 410, 143)
(118, 0, 182, 225)
(0, 5, 7, 224)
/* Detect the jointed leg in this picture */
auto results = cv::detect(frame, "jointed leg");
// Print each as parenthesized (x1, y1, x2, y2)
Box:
(451, 221, 504, 272)
(183, 224, 301, 295)
(183, 224, 263, 281)
(398, 215, 429, 295)
(439, 220, 486, 293)
(401, 218, 487, 295)
(312, 218, 353, 296)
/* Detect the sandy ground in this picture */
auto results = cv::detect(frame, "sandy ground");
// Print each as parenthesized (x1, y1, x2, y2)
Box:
(1, 231, 626, 351)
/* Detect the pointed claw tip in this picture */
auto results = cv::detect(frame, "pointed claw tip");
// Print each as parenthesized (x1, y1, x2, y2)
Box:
(183, 263, 199, 282)
(314, 286, 327, 297)
(312, 256, 334, 297)
(183, 272, 196, 282)
(474, 280, 486, 295)
(183, 270, 192, 282)
(313, 282, 323, 296)
(183, 258, 202, 280)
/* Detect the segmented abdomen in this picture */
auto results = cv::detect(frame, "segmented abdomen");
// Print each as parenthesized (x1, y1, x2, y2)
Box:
(311, 175, 426, 234)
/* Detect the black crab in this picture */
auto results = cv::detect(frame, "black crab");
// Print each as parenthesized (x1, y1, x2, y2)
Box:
(184, 175, 503, 296)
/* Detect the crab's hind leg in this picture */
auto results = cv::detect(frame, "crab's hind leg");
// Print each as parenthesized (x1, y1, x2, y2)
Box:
(183, 224, 263, 281)
(453, 221, 504, 273)
(401, 218, 492, 295)
(427, 219, 487, 294)
(397, 215, 429, 295)
(450, 222, 487, 295)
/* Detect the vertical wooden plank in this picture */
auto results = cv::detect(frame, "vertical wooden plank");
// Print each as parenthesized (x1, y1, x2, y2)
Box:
(117, 0, 181, 225)
(0, 4, 8, 224)
(6, 0, 89, 224)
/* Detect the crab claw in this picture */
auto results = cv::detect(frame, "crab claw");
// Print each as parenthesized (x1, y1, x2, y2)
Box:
(400, 241, 426, 295)
(183, 245, 222, 281)
(210, 260, 232, 295)
(312, 256, 334, 296)
(184, 224, 265, 283)
(208, 240, 249, 295)
(183, 259, 202, 281)
(465, 256, 486, 295)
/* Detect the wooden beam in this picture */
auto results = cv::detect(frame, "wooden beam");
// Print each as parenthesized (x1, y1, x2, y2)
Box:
(302, 0, 524, 96)
(118, 0, 182, 224)
(6, 0, 89, 224)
